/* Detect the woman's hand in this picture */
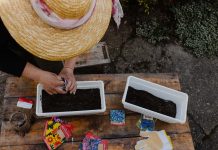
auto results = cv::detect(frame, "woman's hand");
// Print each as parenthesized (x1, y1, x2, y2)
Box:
(60, 57, 77, 94)
(22, 63, 66, 95)
(59, 67, 77, 94)
(39, 71, 66, 95)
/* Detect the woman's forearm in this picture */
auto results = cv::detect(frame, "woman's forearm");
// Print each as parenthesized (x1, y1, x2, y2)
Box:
(63, 57, 77, 71)
(22, 63, 66, 95)
(21, 62, 45, 82)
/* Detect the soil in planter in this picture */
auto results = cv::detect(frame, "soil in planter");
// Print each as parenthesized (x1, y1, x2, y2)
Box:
(126, 87, 176, 118)
(42, 89, 101, 112)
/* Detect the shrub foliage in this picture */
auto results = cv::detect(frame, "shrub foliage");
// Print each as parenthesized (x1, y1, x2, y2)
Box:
(136, 17, 171, 44)
(174, 0, 218, 57)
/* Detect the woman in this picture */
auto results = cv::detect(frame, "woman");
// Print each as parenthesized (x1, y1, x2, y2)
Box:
(0, 19, 77, 95)
(0, 0, 112, 95)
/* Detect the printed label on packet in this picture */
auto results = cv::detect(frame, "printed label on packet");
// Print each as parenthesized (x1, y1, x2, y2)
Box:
(142, 115, 153, 120)
(43, 117, 73, 150)
(110, 110, 125, 126)
(17, 97, 33, 109)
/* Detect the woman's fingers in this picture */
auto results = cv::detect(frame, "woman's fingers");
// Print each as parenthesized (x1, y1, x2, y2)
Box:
(55, 87, 67, 94)
(48, 87, 58, 95)
(44, 74, 77, 95)
(66, 80, 72, 92)
(52, 90, 58, 95)
(45, 88, 55, 95)
(70, 82, 77, 94)
(57, 76, 63, 81)
(39, 71, 68, 95)
(54, 79, 65, 87)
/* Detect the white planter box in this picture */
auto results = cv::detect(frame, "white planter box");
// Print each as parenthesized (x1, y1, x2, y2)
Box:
(36, 81, 106, 117)
(122, 76, 188, 124)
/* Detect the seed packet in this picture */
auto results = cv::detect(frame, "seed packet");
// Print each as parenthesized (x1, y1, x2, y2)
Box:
(110, 110, 125, 126)
(82, 132, 108, 150)
(43, 117, 73, 150)
(137, 130, 173, 150)
(136, 115, 155, 131)
(17, 97, 33, 109)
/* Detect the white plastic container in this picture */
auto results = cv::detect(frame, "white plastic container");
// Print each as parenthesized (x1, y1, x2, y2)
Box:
(122, 76, 188, 124)
(36, 81, 106, 117)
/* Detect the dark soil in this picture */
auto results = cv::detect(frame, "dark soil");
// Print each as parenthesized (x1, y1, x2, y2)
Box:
(42, 89, 101, 112)
(126, 86, 177, 117)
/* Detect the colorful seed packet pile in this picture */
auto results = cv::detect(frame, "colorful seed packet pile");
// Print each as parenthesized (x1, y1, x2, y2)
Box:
(136, 115, 155, 131)
(43, 117, 73, 150)
(135, 130, 173, 150)
(79, 132, 108, 150)
(110, 110, 125, 126)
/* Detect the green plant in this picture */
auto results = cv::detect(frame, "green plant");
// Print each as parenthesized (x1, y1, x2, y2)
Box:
(138, 0, 150, 13)
(121, 0, 156, 14)
(173, 0, 218, 57)
(120, 0, 129, 7)
(136, 17, 171, 44)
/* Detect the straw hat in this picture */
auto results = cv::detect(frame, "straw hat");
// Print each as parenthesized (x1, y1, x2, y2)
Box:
(0, 0, 112, 61)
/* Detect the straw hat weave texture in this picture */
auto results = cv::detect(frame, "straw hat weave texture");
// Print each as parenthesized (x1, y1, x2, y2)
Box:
(0, 0, 112, 61)
(44, 0, 92, 19)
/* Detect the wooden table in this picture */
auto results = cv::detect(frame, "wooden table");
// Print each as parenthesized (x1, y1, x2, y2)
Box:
(0, 73, 195, 150)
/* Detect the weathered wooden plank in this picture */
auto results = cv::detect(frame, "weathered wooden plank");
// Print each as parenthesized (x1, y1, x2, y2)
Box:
(4, 73, 180, 97)
(0, 115, 140, 146)
(0, 114, 190, 146)
(4, 77, 37, 98)
(1, 73, 194, 149)
(1, 116, 190, 136)
(0, 133, 194, 150)
(170, 133, 195, 150)
(1, 92, 191, 146)
(2, 94, 128, 120)
(76, 42, 110, 68)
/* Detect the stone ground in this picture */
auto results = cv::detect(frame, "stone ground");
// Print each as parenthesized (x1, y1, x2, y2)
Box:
(103, 21, 218, 149)
(1, 21, 218, 150)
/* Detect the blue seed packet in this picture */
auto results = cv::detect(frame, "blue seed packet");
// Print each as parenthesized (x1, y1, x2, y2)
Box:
(140, 119, 155, 131)
(82, 132, 108, 150)
(110, 110, 125, 126)
(136, 115, 155, 131)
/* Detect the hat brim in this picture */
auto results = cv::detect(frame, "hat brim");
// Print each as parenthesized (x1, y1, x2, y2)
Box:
(0, 0, 112, 61)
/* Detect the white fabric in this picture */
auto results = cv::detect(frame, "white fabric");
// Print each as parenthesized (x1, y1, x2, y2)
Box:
(112, 0, 124, 28)
(158, 130, 173, 150)
(30, 0, 96, 29)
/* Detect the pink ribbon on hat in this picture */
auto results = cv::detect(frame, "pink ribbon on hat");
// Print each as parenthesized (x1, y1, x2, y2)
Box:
(31, 0, 123, 29)
(112, 0, 124, 28)
(31, 0, 97, 29)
